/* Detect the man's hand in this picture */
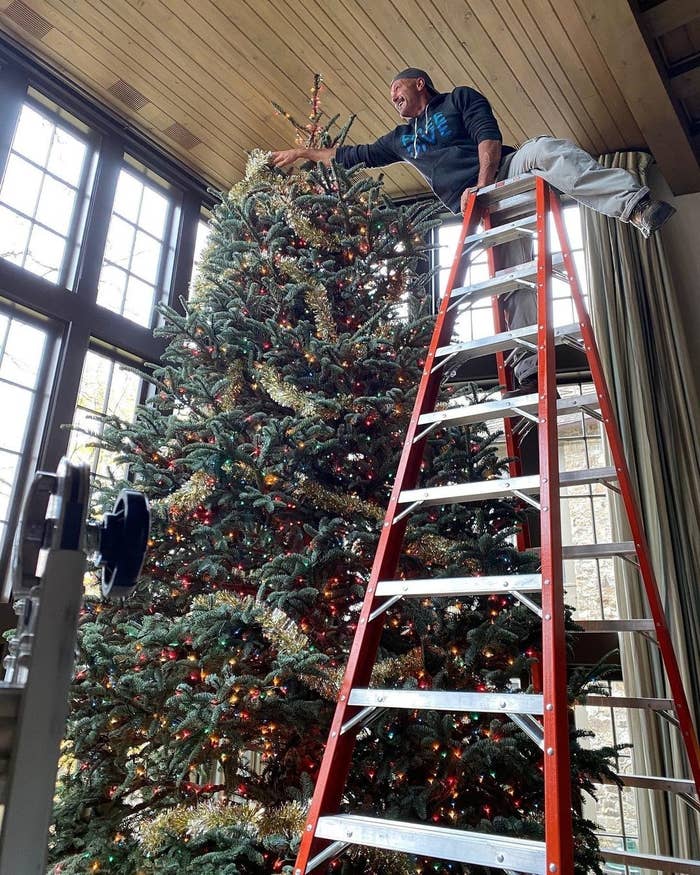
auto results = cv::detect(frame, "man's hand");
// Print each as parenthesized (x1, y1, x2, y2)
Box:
(271, 149, 304, 168)
(460, 186, 479, 214)
(271, 146, 338, 168)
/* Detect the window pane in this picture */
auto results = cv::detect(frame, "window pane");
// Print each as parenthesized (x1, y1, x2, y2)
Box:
(139, 186, 168, 238)
(0, 383, 32, 451)
(0, 206, 31, 265)
(131, 230, 160, 283)
(104, 215, 135, 269)
(68, 350, 142, 487)
(0, 312, 48, 553)
(113, 170, 142, 223)
(189, 218, 211, 296)
(0, 154, 43, 216)
(0, 320, 46, 387)
(76, 350, 112, 411)
(36, 175, 76, 236)
(11, 105, 53, 166)
(123, 275, 155, 327)
(97, 263, 128, 314)
(25, 224, 64, 283)
(46, 126, 87, 186)
(0, 451, 19, 523)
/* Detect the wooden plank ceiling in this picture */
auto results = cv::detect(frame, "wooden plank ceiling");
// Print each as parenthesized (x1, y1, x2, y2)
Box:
(1, 0, 698, 198)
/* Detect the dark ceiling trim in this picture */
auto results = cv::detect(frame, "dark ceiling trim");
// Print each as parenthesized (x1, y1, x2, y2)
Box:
(0, 30, 217, 208)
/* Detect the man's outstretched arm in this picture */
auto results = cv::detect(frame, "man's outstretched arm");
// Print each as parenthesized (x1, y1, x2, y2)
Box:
(271, 146, 338, 168)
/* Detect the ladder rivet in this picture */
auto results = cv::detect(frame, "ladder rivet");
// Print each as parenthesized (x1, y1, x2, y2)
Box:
(546, 747, 554, 755)
(545, 613, 551, 620)
(306, 824, 313, 831)
(546, 703, 553, 711)
(497, 854, 505, 863)
(542, 506, 548, 512)
(331, 731, 337, 737)
(346, 830, 353, 838)
(296, 869, 302, 875)
(544, 579, 550, 585)
(549, 865, 558, 873)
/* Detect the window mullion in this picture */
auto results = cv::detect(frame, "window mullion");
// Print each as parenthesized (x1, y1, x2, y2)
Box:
(73, 136, 122, 308)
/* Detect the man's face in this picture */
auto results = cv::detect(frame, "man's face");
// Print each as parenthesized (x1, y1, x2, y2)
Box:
(390, 78, 425, 119)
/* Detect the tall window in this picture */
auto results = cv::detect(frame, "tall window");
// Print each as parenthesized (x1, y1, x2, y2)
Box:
(97, 166, 174, 327)
(0, 309, 50, 548)
(0, 53, 210, 591)
(0, 101, 90, 286)
(67, 349, 142, 491)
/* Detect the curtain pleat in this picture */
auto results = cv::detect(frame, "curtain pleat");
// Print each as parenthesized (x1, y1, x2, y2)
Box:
(582, 151, 700, 863)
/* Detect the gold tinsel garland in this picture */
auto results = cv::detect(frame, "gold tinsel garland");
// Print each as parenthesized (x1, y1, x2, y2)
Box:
(227, 149, 277, 205)
(301, 647, 424, 701)
(258, 363, 339, 419)
(304, 282, 338, 343)
(191, 592, 309, 656)
(156, 470, 216, 515)
(216, 361, 245, 413)
(292, 476, 385, 521)
(138, 799, 411, 872)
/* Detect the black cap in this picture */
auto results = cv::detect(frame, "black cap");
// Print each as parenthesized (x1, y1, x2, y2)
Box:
(392, 67, 438, 96)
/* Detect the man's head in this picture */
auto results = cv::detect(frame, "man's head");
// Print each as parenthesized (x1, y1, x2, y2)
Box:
(390, 68, 438, 119)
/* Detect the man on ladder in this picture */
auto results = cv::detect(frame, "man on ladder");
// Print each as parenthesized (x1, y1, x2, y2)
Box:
(273, 66, 676, 393)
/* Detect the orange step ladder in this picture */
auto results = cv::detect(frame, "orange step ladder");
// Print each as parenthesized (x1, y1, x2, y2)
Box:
(294, 175, 700, 874)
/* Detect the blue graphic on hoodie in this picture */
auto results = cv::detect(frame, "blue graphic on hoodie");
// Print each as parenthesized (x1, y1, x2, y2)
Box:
(399, 111, 453, 155)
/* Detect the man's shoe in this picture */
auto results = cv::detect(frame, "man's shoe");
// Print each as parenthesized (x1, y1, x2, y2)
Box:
(629, 197, 676, 239)
(502, 376, 538, 399)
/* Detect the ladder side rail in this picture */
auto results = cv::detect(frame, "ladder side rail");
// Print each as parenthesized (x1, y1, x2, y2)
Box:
(294, 197, 484, 873)
(549, 192, 700, 790)
(535, 177, 575, 875)
(483, 211, 530, 552)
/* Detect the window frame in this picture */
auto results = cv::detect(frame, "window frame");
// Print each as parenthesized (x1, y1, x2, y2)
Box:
(0, 36, 215, 593)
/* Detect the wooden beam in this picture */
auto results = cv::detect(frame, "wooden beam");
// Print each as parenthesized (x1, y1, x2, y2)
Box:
(669, 64, 700, 102)
(575, 0, 700, 194)
(641, 0, 700, 39)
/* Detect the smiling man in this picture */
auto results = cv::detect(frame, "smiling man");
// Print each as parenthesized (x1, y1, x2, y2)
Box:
(272, 68, 675, 390)
(272, 67, 673, 234)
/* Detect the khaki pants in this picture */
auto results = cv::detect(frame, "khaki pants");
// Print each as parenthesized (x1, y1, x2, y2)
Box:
(494, 136, 648, 383)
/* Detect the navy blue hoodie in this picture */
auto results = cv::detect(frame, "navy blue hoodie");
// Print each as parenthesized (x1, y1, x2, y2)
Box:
(335, 87, 514, 213)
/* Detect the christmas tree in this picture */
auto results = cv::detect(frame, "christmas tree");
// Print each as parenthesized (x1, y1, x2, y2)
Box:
(49, 79, 618, 874)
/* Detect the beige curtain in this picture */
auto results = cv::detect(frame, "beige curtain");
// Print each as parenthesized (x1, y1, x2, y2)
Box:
(582, 151, 700, 862)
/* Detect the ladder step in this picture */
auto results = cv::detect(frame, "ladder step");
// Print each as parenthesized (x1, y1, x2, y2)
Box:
(398, 466, 617, 508)
(375, 574, 542, 599)
(475, 173, 537, 207)
(599, 773, 696, 795)
(314, 814, 547, 873)
(462, 214, 537, 249)
(577, 619, 656, 633)
(434, 321, 581, 365)
(581, 695, 674, 711)
(348, 688, 543, 715)
(601, 848, 700, 874)
(561, 541, 636, 559)
(451, 253, 565, 307)
(418, 392, 599, 429)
